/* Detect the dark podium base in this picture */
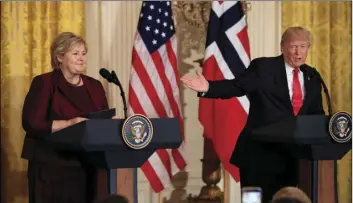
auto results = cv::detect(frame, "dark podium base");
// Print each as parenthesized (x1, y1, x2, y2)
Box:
(84, 150, 155, 169)
(252, 115, 352, 203)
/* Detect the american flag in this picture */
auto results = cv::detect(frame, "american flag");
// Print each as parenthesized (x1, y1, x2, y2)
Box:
(199, 1, 250, 182)
(128, 1, 186, 192)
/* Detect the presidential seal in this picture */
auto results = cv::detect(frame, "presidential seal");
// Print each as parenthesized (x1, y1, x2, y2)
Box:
(122, 114, 153, 149)
(329, 111, 352, 143)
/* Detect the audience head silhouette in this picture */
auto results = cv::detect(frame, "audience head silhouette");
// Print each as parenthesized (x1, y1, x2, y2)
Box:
(94, 195, 129, 203)
(271, 198, 307, 203)
(271, 187, 311, 203)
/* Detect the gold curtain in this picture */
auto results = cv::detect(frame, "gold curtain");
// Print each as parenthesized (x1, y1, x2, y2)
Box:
(1, 2, 84, 203)
(282, 2, 352, 203)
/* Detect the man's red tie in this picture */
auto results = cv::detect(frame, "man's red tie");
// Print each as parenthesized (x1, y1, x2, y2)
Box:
(292, 68, 303, 115)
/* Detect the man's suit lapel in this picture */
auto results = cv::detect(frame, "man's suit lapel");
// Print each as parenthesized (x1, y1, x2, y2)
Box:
(274, 55, 294, 115)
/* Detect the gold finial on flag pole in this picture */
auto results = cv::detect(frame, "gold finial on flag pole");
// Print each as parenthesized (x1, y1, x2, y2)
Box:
(241, 1, 252, 13)
(240, 1, 251, 26)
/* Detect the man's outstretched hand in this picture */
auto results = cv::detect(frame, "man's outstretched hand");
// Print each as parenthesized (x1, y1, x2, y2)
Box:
(180, 70, 209, 93)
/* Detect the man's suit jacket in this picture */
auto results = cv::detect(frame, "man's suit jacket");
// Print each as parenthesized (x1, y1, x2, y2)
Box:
(21, 69, 109, 166)
(200, 55, 325, 173)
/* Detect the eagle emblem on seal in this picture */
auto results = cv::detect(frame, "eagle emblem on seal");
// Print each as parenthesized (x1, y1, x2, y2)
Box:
(329, 112, 352, 143)
(130, 120, 148, 144)
(122, 114, 153, 149)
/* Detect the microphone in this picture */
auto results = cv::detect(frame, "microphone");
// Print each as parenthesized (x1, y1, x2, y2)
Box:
(99, 68, 128, 119)
(300, 64, 332, 117)
(111, 71, 122, 87)
(299, 64, 315, 80)
(99, 68, 114, 82)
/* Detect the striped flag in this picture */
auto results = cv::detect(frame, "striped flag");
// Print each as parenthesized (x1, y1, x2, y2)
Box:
(128, 1, 186, 192)
(199, 1, 251, 182)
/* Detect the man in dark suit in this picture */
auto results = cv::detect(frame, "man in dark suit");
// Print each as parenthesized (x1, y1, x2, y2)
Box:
(181, 26, 324, 202)
(22, 32, 110, 203)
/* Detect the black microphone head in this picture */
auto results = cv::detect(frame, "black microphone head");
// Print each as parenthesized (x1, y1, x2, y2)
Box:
(299, 64, 307, 73)
(111, 71, 122, 86)
(111, 70, 117, 78)
(99, 68, 112, 80)
(300, 64, 317, 79)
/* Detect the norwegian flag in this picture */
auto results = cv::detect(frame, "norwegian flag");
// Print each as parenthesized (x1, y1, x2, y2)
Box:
(199, 1, 251, 182)
(128, 1, 186, 192)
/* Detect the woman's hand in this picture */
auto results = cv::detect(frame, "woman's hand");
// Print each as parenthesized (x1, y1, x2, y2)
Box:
(112, 116, 119, 119)
(52, 117, 88, 133)
(68, 117, 88, 126)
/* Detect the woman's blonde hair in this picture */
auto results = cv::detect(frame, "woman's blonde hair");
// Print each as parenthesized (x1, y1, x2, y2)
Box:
(272, 186, 312, 203)
(50, 32, 87, 69)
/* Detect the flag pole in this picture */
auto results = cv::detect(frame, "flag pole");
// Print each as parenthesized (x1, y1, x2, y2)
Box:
(158, 192, 163, 203)
(223, 167, 229, 203)
(222, 2, 250, 203)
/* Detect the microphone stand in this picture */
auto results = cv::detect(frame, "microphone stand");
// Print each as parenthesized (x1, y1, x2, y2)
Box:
(301, 65, 333, 117)
(313, 68, 333, 117)
(111, 71, 128, 119)
(310, 68, 336, 203)
(109, 71, 138, 203)
(321, 81, 332, 117)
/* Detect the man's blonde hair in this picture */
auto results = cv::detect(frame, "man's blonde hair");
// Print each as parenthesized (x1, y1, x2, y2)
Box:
(281, 26, 311, 46)
(50, 32, 87, 69)
(272, 186, 312, 203)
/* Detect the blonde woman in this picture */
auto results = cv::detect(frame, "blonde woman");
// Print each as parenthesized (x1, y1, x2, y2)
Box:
(22, 32, 109, 203)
